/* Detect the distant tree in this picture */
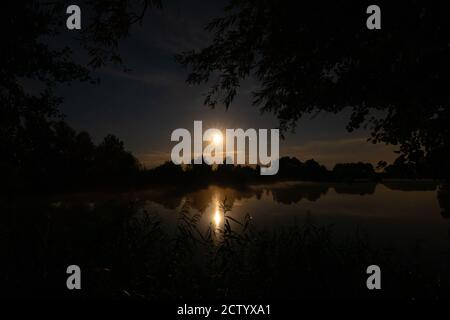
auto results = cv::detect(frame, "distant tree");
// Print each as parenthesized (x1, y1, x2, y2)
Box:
(74, 131, 96, 166)
(384, 160, 407, 179)
(94, 134, 140, 183)
(276, 157, 330, 181)
(333, 162, 376, 182)
(278, 157, 306, 180)
(149, 161, 185, 181)
(177, 1, 449, 178)
(303, 159, 329, 181)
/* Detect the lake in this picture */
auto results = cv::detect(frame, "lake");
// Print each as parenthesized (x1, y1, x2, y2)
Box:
(3, 180, 450, 299)
(50, 180, 450, 254)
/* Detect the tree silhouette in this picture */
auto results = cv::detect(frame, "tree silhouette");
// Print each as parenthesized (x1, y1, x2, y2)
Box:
(93, 134, 140, 184)
(177, 1, 449, 178)
(333, 162, 376, 182)
(0, 1, 160, 190)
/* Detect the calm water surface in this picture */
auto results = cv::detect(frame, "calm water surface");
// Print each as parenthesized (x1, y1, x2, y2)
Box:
(51, 181, 450, 252)
(128, 181, 450, 252)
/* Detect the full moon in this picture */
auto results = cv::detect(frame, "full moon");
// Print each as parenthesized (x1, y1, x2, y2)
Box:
(212, 132, 223, 145)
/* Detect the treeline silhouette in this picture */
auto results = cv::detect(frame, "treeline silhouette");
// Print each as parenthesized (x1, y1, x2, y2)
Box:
(1, 121, 141, 192)
(144, 156, 442, 189)
(3, 120, 444, 193)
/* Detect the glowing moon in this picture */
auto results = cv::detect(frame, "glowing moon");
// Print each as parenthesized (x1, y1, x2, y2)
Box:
(212, 132, 223, 145)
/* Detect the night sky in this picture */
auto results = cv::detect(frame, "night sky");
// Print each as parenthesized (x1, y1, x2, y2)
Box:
(57, 0, 396, 169)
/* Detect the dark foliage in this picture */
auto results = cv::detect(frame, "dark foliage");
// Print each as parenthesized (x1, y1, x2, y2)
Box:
(333, 162, 376, 182)
(0, 0, 160, 191)
(2, 198, 450, 300)
(177, 1, 450, 178)
(142, 156, 438, 188)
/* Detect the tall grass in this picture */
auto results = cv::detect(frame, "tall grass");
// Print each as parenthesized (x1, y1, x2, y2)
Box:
(1, 198, 450, 300)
